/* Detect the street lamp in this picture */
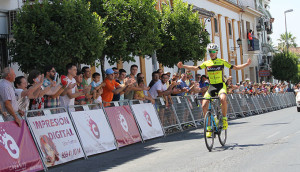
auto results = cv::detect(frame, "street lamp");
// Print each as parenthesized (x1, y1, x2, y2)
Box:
(236, 38, 242, 47)
(284, 9, 293, 51)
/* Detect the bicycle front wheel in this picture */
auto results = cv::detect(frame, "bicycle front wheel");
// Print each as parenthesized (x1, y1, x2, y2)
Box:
(218, 115, 227, 146)
(204, 111, 214, 152)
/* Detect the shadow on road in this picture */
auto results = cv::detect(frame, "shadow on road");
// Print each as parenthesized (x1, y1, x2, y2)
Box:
(49, 128, 204, 172)
(214, 143, 264, 152)
(262, 122, 289, 126)
(228, 121, 248, 126)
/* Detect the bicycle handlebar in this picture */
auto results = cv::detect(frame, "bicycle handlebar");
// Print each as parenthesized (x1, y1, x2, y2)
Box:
(196, 97, 220, 101)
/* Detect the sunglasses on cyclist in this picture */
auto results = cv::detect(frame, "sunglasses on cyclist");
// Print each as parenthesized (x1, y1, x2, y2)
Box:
(209, 50, 217, 54)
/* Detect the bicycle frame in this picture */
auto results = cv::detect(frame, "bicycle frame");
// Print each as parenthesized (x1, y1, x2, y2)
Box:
(206, 98, 222, 133)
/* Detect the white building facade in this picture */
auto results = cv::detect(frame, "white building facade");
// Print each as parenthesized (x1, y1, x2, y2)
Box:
(0, 0, 274, 84)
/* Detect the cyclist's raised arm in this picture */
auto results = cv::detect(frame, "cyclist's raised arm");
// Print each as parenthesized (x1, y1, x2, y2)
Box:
(232, 58, 251, 70)
(177, 61, 200, 71)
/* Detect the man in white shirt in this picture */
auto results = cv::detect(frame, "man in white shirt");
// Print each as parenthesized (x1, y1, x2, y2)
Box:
(0, 67, 22, 126)
(149, 74, 176, 99)
(60, 63, 90, 108)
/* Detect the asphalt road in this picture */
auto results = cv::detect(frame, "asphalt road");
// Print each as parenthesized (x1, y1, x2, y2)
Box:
(50, 106, 300, 172)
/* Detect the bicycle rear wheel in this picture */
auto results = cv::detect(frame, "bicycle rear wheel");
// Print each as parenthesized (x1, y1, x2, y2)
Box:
(204, 111, 214, 152)
(218, 115, 227, 146)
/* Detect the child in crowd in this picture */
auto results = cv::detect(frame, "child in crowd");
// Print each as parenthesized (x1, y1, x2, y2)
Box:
(75, 70, 92, 105)
(134, 78, 155, 104)
(90, 72, 106, 105)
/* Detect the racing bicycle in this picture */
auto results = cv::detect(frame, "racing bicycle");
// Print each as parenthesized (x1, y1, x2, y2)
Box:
(198, 97, 227, 151)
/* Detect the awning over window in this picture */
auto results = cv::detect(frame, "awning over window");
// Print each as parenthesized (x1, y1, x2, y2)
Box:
(190, 5, 215, 18)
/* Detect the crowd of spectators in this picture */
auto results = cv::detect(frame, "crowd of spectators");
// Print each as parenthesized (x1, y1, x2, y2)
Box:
(0, 64, 296, 127)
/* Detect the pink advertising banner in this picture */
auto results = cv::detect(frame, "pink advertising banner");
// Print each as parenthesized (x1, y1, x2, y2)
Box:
(130, 103, 164, 140)
(70, 109, 117, 156)
(0, 120, 44, 172)
(27, 113, 84, 167)
(104, 105, 141, 147)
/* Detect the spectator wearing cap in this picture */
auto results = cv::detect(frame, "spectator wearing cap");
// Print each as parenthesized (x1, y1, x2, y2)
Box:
(81, 66, 92, 87)
(60, 63, 90, 108)
(149, 71, 160, 88)
(163, 72, 171, 88)
(0, 67, 22, 126)
(102, 68, 133, 103)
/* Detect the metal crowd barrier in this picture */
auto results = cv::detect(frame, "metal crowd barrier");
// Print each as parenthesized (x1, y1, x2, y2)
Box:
(226, 96, 236, 118)
(244, 94, 259, 115)
(171, 96, 197, 129)
(228, 94, 245, 117)
(6, 92, 295, 171)
(274, 93, 284, 109)
(235, 94, 251, 116)
(185, 95, 204, 126)
(257, 95, 268, 112)
(262, 94, 273, 112)
(154, 98, 182, 132)
(251, 95, 264, 114)
(267, 94, 277, 111)
(270, 94, 281, 110)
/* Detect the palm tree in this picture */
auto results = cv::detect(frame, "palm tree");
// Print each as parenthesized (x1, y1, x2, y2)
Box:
(277, 32, 297, 51)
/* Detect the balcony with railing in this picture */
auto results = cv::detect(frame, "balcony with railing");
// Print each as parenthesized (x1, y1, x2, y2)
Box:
(248, 38, 260, 52)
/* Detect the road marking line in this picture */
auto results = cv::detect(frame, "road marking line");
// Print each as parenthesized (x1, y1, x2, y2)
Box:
(282, 136, 290, 140)
(267, 131, 280, 139)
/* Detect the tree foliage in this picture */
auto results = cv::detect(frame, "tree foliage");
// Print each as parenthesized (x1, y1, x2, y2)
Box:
(88, 0, 162, 78)
(277, 32, 297, 52)
(156, 0, 210, 67)
(271, 52, 298, 83)
(10, 0, 107, 74)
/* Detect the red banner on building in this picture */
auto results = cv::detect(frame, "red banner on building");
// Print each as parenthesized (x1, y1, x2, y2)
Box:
(259, 70, 271, 77)
(105, 105, 141, 147)
(0, 120, 44, 172)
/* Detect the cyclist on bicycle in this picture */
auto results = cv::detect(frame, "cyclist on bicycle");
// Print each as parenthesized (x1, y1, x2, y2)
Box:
(177, 43, 251, 137)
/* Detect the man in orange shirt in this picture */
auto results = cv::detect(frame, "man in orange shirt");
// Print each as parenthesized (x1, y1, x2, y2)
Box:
(102, 68, 134, 103)
(248, 29, 254, 50)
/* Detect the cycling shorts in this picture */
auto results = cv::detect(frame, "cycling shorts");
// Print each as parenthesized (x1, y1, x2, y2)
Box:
(204, 83, 227, 99)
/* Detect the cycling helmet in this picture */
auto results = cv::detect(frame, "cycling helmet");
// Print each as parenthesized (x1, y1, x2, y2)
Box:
(207, 43, 219, 51)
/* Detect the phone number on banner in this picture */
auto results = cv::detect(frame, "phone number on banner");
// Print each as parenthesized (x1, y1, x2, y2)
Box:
(61, 148, 82, 159)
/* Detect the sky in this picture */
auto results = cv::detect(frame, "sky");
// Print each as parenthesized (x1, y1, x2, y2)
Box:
(270, 0, 300, 47)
